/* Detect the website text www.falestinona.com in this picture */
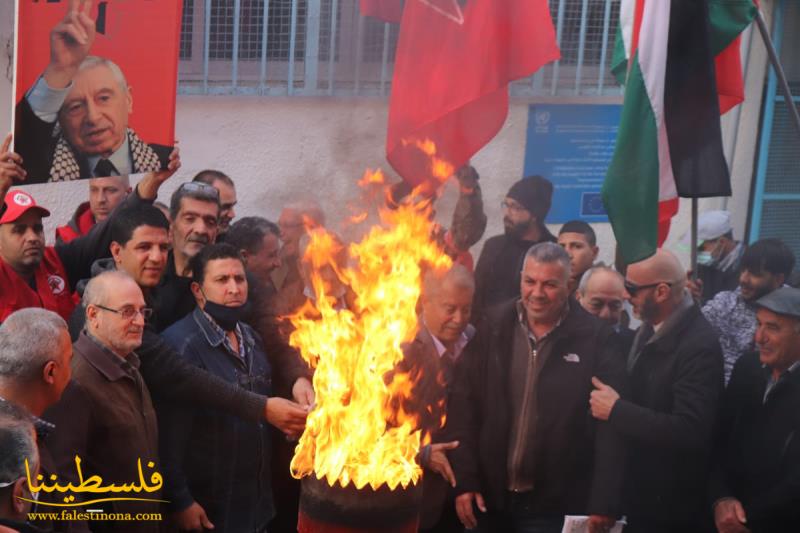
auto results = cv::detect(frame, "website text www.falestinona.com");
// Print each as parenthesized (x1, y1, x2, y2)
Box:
(28, 510, 162, 522)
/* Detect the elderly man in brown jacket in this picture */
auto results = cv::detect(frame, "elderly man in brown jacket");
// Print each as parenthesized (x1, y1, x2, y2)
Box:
(45, 271, 160, 533)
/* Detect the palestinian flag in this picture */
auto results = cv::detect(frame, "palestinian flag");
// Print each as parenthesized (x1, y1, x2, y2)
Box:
(603, 0, 756, 264)
(611, 0, 757, 113)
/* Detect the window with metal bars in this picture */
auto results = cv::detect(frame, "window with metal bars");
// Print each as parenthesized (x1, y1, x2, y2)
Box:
(177, 0, 623, 97)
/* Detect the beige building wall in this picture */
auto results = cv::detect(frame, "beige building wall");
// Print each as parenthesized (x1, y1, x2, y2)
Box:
(0, 1, 776, 270)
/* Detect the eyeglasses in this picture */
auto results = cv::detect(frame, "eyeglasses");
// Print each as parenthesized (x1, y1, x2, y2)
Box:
(95, 304, 153, 321)
(623, 280, 673, 297)
(178, 182, 220, 200)
(500, 201, 527, 213)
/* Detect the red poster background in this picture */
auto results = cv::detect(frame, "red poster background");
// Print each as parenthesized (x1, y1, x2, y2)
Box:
(13, 0, 182, 148)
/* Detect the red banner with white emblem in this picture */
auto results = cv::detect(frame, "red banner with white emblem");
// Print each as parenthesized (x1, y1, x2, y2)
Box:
(387, 0, 560, 186)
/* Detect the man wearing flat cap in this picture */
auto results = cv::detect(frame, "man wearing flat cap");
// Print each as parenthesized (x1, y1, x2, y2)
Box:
(710, 286, 800, 533)
(472, 175, 556, 321)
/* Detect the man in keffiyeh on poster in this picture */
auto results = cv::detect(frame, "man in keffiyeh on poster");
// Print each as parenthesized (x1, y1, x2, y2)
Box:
(14, 0, 172, 183)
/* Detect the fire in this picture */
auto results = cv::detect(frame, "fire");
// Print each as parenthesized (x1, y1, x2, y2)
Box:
(288, 167, 453, 491)
(401, 138, 455, 184)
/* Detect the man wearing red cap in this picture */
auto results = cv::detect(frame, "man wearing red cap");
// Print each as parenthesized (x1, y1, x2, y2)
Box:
(0, 133, 179, 323)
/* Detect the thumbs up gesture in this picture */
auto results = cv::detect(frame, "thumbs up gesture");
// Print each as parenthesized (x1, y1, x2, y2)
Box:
(590, 376, 619, 421)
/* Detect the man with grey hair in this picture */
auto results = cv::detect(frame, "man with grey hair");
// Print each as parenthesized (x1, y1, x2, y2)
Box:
(45, 270, 160, 532)
(16, 0, 173, 182)
(0, 308, 73, 419)
(710, 286, 800, 533)
(577, 266, 635, 354)
(0, 309, 74, 530)
(0, 414, 40, 533)
(404, 264, 476, 532)
(447, 242, 626, 532)
(589, 249, 724, 532)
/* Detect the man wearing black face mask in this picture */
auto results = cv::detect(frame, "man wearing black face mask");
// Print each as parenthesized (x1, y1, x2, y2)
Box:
(157, 243, 287, 532)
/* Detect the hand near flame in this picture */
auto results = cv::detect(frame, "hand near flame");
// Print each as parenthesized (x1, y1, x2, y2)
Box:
(291, 377, 315, 408)
(423, 441, 459, 487)
(455, 491, 486, 529)
(265, 397, 308, 437)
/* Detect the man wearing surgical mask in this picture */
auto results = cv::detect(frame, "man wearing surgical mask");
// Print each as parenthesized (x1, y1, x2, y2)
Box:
(702, 239, 795, 384)
(158, 243, 298, 533)
(684, 211, 745, 303)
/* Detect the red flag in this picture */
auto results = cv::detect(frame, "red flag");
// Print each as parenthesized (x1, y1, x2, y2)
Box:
(387, 0, 560, 186)
(715, 37, 745, 114)
(360, 0, 403, 23)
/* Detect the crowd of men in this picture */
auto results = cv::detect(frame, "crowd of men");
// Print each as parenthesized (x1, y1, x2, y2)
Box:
(1, 122, 799, 533)
(0, 7, 798, 529)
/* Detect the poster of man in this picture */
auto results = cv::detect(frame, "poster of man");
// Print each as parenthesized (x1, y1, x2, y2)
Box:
(12, 0, 183, 183)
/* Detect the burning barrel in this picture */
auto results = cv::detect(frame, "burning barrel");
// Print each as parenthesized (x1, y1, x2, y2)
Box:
(297, 475, 422, 532)
(288, 167, 455, 533)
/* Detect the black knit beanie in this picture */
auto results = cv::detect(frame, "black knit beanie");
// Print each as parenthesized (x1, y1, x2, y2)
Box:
(506, 175, 553, 220)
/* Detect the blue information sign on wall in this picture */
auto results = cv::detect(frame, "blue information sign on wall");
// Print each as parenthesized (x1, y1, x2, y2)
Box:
(523, 104, 621, 224)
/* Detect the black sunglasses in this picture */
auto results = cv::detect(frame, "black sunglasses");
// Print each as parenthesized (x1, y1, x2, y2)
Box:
(624, 280, 673, 296)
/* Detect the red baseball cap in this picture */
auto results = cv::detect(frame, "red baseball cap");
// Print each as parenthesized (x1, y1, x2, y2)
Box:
(0, 190, 51, 224)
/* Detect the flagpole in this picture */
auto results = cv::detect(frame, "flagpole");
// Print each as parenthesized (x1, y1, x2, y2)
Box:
(754, 9, 800, 137)
(690, 198, 698, 281)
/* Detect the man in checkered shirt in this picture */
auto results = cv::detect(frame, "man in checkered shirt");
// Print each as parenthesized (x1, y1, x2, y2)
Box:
(702, 239, 795, 384)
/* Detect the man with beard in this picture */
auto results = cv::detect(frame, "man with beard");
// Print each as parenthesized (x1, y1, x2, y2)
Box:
(472, 176, 556, 321)
(45, 271, 161, 532)
(151, 182, 222, 331)
(193, 170, 237, 241)
(702, 239, 795, 384)
(590, 249, 724, 532)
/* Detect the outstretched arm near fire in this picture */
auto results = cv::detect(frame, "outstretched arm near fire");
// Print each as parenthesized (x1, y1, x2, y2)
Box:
(442, 335, 487, 529)
(419, 440, 459, 487)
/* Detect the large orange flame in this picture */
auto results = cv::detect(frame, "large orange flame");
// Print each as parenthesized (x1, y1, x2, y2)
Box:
(288, 168, 453, 491)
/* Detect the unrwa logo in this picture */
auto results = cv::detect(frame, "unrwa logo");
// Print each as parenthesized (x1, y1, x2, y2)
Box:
(536, 111, 551, 126)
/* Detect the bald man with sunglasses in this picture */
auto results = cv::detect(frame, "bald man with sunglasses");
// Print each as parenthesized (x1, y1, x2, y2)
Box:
(589, 249, 724, 532)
